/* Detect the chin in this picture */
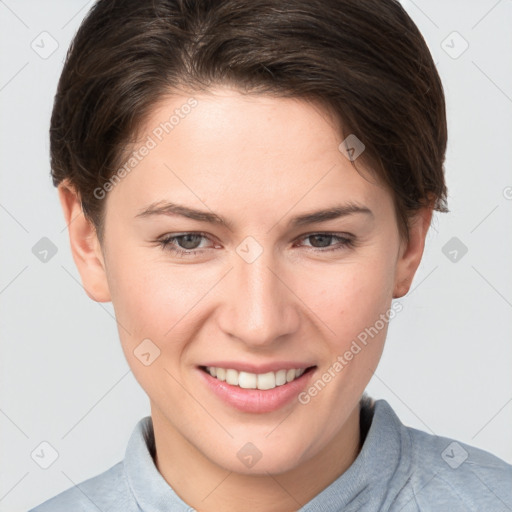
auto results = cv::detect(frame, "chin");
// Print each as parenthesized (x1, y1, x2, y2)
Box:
(208, 440, 312, 476)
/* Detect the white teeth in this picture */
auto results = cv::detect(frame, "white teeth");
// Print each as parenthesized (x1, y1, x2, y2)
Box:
(225, 369, 239, 386)
(238, 371, 257, 389)
(205, 366, 309, 390)
(275, 369, 287, 386)
(257, 371, 276, 390)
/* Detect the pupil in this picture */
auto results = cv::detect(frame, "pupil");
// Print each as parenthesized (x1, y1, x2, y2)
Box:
(180, 234, 200, 249)
(310, 234, 331, 248)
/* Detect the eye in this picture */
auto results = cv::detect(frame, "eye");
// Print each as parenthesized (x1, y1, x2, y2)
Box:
(156, 231, 355, 258)
(157, 232, 213, 257)
(297, 233, 355, 252)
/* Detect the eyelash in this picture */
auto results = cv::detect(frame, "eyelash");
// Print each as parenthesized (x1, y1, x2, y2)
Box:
(156, 231, 355, 258)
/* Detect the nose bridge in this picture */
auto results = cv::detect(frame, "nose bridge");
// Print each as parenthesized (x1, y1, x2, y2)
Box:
(221, 238, 295, 346)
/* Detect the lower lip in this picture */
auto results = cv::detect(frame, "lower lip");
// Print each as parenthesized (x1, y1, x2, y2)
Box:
(197, 366, 316, 413)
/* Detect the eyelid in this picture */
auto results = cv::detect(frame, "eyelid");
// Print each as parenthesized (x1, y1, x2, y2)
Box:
(156, 231, 356, 257)
(157, 231, 353, 245)
(295, 230, 354, 242)
(294, 232, 356, 251)
(157, 231, 217, 249)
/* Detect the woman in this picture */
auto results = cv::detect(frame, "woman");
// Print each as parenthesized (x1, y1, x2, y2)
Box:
(30, 0, 512, 510)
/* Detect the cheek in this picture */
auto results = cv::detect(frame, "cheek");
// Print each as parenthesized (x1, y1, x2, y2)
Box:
(306, 253, 397, 352)
(108, 260, 197, 339)
(106, 253, 202, 395)
(105, 247, 225, 369)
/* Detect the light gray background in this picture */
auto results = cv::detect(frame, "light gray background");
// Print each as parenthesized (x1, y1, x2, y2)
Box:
(1, 1, 511, 510)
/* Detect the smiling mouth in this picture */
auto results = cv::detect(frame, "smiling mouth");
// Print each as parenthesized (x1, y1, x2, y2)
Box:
(199, 365, 316, 391)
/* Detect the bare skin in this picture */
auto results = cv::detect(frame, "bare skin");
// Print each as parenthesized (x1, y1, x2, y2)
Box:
(58, 86, 431, 511)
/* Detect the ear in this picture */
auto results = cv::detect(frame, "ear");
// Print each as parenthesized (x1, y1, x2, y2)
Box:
(393, 207, 433, 299)
(58, 180, 111, 302)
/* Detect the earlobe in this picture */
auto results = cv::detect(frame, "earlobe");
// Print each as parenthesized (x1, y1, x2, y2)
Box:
(58, 180, 111, 303)
(393, 207, 433, 299)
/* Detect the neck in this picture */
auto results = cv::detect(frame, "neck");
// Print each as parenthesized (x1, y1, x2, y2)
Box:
(151, 402, 362, 512)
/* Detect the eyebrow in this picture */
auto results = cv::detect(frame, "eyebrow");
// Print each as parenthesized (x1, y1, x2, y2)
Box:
(135, 200, 373, 230)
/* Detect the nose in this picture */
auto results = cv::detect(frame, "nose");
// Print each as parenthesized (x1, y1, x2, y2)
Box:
(217, 246, 299, 349)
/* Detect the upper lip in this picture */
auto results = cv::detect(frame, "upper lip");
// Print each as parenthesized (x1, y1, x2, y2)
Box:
(200, 361, 316, 374)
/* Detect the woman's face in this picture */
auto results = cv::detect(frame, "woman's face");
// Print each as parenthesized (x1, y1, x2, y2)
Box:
(70, 87, 427, 475)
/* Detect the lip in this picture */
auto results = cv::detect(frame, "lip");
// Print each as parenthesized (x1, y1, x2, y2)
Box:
(197, 365, 317, 414)
(200, 361, 314, 373)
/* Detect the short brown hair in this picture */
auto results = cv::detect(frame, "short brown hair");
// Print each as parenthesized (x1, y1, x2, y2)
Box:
(50, 0, 448, 242)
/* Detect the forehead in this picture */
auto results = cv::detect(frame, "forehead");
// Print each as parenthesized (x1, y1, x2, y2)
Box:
(105, 87, 392, 225)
